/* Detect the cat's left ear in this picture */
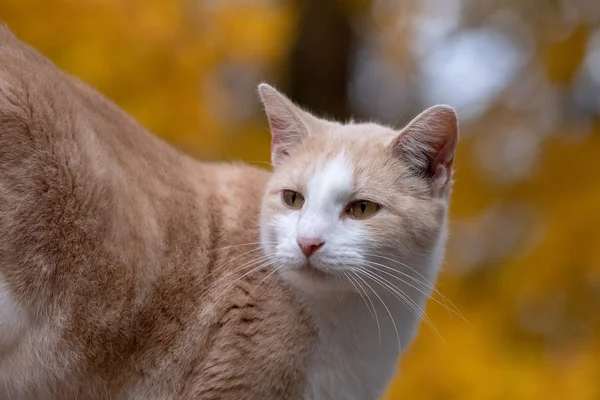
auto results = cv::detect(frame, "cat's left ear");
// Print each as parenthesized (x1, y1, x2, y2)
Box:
(390, 105, 458, 194)
(258, 83, 317, 168)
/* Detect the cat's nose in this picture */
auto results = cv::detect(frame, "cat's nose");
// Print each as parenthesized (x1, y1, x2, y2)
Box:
(297, 237, 324, 258)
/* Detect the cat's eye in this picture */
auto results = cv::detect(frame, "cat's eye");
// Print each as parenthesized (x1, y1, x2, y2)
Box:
(282, 190, 305, 209)
(347, 200, 380, 219)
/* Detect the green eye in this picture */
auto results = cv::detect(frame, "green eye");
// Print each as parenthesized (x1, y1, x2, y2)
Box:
(348, 200, 380, 219)
(282, 190, 305, 209)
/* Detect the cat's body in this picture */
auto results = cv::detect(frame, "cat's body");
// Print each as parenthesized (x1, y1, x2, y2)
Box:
(0, 27, 458, 400)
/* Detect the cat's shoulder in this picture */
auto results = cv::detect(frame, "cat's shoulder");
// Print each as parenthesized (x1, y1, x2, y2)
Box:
(206, 161, 272, 191)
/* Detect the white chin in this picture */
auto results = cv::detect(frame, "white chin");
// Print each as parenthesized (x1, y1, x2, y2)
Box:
(277, 264, 350, 296)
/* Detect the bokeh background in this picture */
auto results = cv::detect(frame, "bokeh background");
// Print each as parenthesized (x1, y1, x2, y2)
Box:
(2, 0, 600, 398)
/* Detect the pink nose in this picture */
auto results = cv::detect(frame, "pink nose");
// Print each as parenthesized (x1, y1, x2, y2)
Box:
(297, 237, 324, 258)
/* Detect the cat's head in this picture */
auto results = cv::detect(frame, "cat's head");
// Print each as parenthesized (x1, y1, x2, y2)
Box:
(257, 84, 458, 297)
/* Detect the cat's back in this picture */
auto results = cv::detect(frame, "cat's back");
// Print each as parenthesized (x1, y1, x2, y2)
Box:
(0, 27, 315, 399)
(0, 24, 198, 309)
(0, 25, 213, 395)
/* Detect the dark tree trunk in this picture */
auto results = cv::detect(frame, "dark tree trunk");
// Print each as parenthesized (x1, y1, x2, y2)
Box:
(286, 0, 357, 121)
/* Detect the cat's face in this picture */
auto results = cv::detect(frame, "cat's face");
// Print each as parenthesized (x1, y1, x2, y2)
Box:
(258, 84, 458, 296)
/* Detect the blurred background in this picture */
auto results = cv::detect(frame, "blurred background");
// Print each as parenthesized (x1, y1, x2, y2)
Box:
(1, 0, 599, 398)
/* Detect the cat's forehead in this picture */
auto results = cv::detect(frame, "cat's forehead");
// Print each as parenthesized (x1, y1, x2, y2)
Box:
(276, 122, 400, 193)
(315, 123, 394, 165)
(303, 122, 396, 161)
(305, 153, 354, 201)
(324, 122, 396, 144)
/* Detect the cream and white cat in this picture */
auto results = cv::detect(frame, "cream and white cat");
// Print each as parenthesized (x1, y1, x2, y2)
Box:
(0, 27, 457, 400)
(258, 84, 458, 399)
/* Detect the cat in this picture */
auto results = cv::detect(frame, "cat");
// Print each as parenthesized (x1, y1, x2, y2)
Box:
(0, 25, 458, 400)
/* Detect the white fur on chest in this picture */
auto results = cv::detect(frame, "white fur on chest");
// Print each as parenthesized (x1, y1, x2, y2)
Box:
(303, 295, 422, 400)
(0, 273, 28, 350)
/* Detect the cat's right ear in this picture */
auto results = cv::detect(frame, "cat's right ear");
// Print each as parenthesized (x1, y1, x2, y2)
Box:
(390, 105, 459, 196)
(258, 83, 313, 167)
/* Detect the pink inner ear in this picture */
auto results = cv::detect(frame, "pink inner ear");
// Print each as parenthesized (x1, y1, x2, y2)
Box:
(271, 124, 293, 157)
(430, 135, 457, 181)
(269, 115, 290, 133)
(272, 142, 290, 158)
(391, 107, 458, 189)
(432, 158, 452, 186)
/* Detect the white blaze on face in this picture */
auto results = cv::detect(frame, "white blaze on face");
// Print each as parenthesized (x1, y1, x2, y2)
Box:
(298, 154, 354, 242)
(270, 153, 371, 278)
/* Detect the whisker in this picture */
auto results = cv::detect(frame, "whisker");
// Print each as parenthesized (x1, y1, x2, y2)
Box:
(363, 260, 468, 323)
(350, 271, 401, 353)
(363, 253, 438, 290)
(354, 267, 430, 325)
(364, 252, 466, 321)
(183, 253, 277, 317)
(249, 263, 286, 297)
(354, 267, 446, 345)
(342, 271, 381, 344)
(210, 246, 266, 275)
(213, 259, 279, 303)
(209, 241, 276, 253)
(200, 253, 275, 297)
(245, 160, 273, 167)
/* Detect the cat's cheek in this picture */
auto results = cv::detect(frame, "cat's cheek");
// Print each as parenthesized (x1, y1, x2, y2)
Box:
(269, 212, 303, 259)
(260, 197, 289, 243)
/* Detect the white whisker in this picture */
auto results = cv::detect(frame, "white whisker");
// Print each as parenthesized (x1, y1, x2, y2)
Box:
(249, 263, 286, 297)
(342, 270, 381, 344)
(213, 259, 279, 303)
(364, 252, 467, 323)
(350, 271, 401, 353)
(210, 246, 266, 274)
(210, 241, 276, 253)
(354, 267, 445, 345)
(200, 253, 275, 298)
(363, 260, 468, 323)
